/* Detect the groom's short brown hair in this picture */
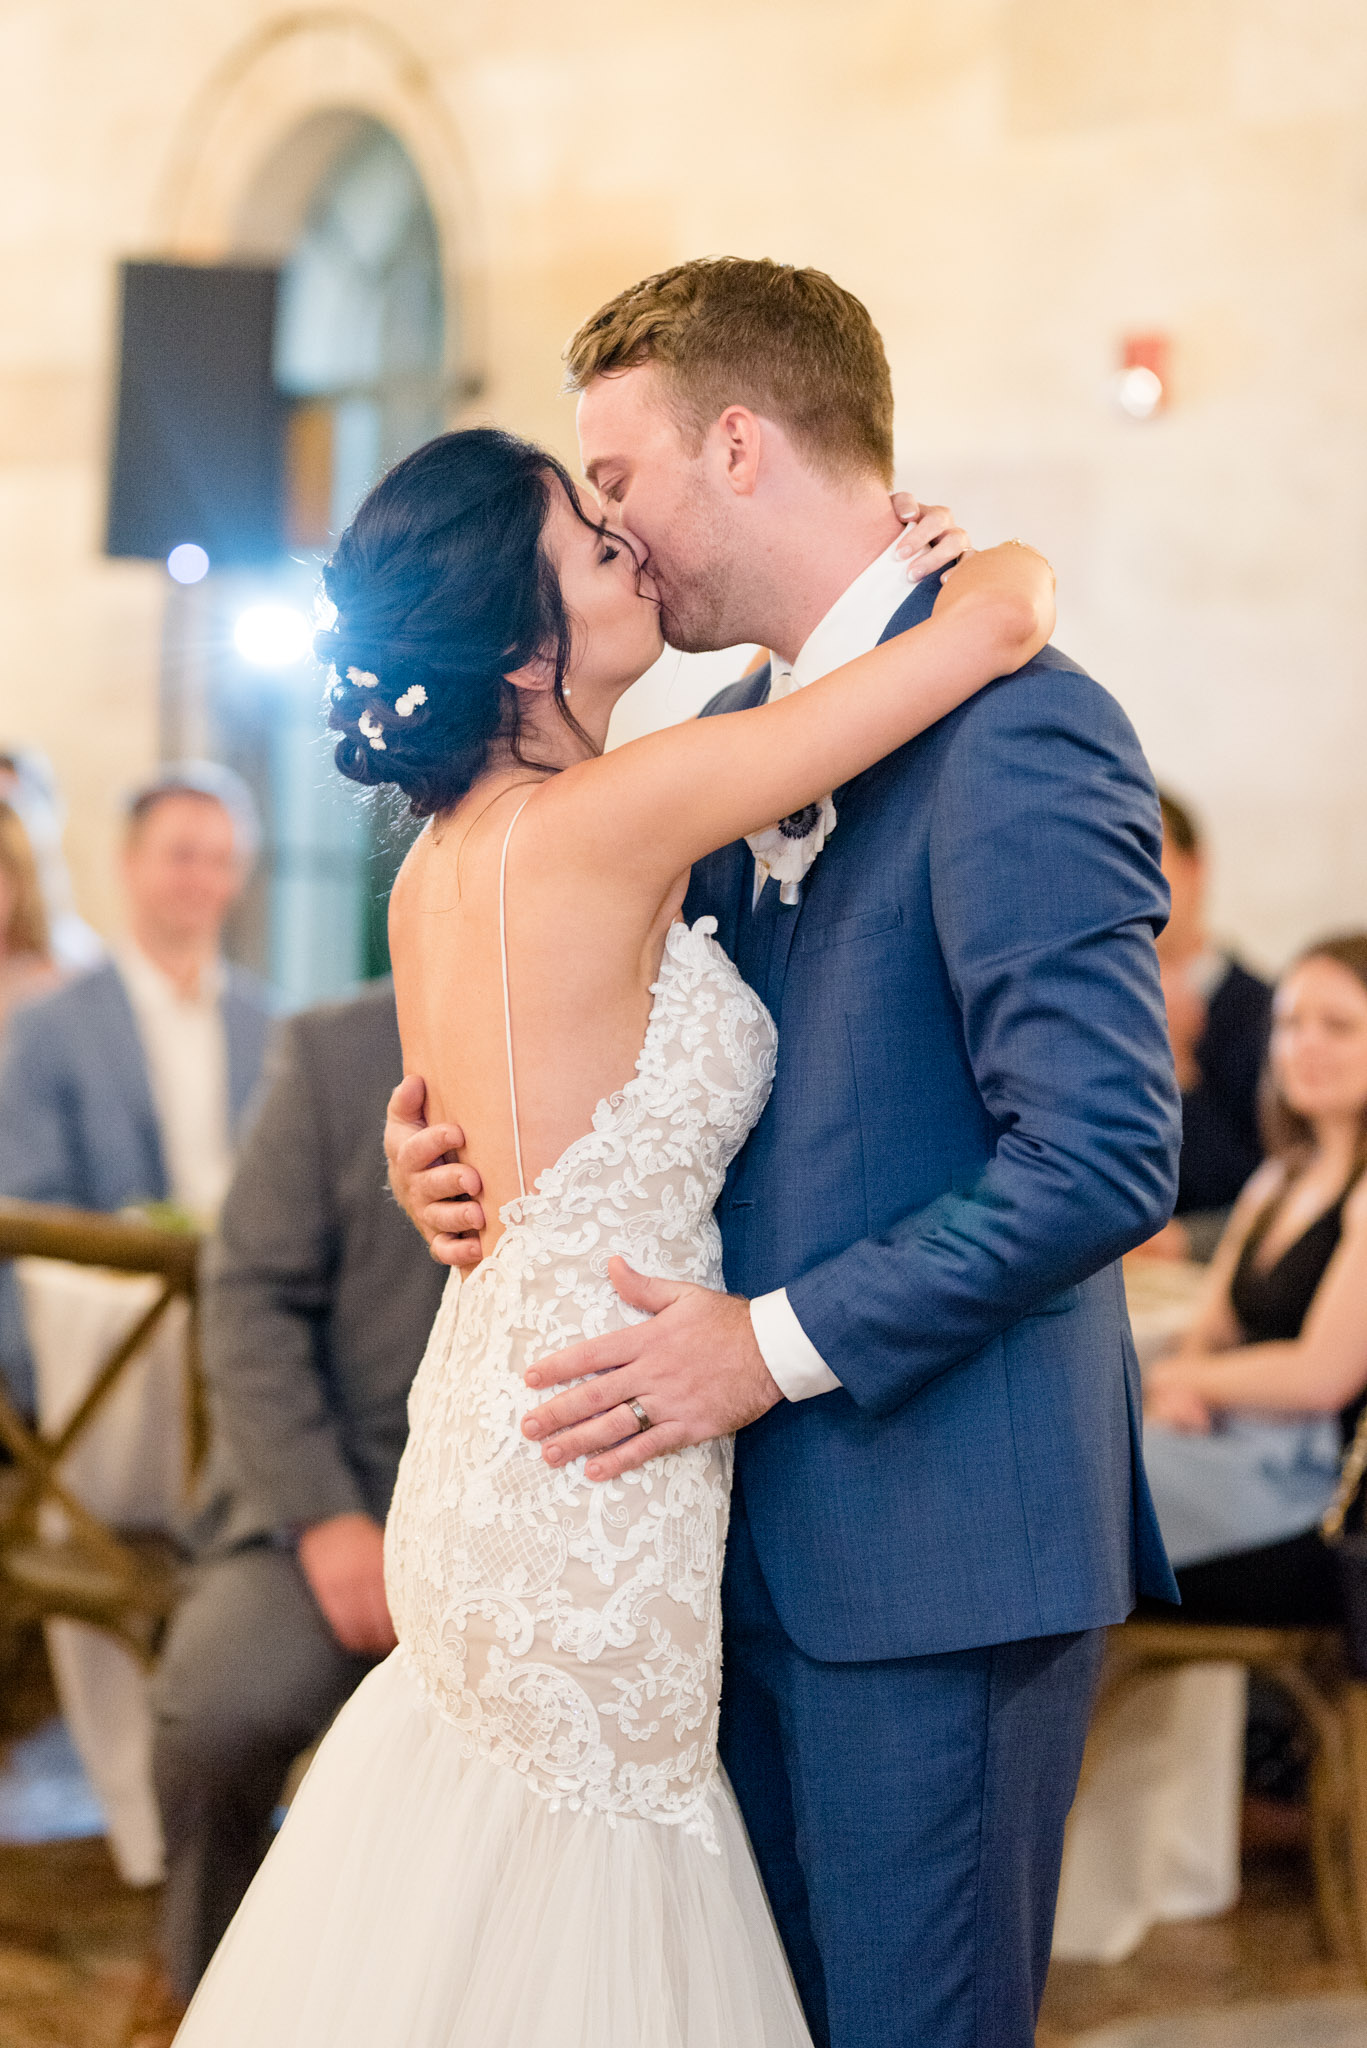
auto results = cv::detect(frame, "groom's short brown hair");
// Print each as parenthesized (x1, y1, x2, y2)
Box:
(565, 258, 895, 485)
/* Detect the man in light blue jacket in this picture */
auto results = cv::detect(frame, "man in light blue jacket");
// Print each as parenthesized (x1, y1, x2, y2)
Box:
(0, 766, 272, 1402)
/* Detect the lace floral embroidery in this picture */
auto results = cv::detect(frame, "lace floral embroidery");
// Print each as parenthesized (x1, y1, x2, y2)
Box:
(385, 919, 776, 1850)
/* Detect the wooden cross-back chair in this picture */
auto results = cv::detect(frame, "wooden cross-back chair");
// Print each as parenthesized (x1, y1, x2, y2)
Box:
(1092, 1616, 1367, 1979)
(0, 1198, 203, 1664)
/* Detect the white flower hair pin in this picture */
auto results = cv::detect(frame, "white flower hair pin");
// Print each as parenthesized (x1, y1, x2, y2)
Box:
(395, 685, 427, 718)
(358, 708, 387, 751)
(347, 667, 379, 689)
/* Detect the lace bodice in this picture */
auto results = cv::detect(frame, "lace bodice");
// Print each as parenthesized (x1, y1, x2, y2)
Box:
(385, 912, 776, 1846)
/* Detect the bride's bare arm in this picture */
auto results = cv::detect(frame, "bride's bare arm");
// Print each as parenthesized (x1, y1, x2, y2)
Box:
(544, 544, 1054, 884)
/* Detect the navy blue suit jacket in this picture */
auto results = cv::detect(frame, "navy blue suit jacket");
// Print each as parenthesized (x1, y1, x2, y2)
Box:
(685, 580, 1182, 1662)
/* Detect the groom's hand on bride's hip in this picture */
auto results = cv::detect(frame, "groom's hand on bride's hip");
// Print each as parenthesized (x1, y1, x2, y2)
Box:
(383, 1074, 484, 1269)
(521, 1259, 782, 1481)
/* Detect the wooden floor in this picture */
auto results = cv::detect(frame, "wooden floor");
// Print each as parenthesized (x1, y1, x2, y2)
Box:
(0, 1836, 157, 2048)
(1039, 1847, 1361, 2041)
(0, 1627, 1358, 2047)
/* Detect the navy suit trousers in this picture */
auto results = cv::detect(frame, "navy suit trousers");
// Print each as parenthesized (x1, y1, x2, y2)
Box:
(719, 1498, 1103, 2048)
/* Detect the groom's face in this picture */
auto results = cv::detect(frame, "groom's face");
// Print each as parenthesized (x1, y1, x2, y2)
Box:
(578, 367, 742, 654)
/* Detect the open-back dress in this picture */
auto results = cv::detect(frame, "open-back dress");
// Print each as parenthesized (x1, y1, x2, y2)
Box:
(173, 802, 810, 2048)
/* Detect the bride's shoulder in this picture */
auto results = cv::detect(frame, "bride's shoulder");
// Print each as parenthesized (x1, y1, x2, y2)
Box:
(387, 818, 443, 917)
(392, 816, 436, 880)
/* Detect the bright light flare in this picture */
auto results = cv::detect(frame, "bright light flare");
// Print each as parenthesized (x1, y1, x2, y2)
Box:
(1113, 365, 1164, 420)
(233, 603, 313, 669)
(166, 542, 210, 584)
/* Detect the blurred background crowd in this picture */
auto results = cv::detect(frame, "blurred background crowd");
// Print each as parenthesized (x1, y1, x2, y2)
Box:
(0, 4, 1365, 2046)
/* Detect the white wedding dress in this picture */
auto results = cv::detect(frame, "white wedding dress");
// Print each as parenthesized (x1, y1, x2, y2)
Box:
(175, 806, 810, 2048)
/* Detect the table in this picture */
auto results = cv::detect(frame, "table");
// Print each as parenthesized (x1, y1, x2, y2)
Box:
(1052, 1254, 1243, 1963)
(19, 1258, 193, 1886)
(1124, 1254, 1211, 1371)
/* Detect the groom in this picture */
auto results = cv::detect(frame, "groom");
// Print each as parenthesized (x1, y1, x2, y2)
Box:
(387, 259, 1181, 2047)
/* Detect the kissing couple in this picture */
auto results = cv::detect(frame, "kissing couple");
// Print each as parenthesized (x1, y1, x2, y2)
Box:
(173, 258, 1181, 2048)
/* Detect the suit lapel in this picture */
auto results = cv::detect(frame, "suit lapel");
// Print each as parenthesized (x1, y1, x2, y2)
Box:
(748, 576, 942, 1010)
(761, 888, 803, 1013)
(721, 665, 805, 1012)
(694, 587, 940, 1015)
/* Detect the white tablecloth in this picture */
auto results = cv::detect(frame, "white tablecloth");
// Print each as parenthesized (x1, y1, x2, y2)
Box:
(19, 1257, 192, 1886)
(1053, 1662, 1247, 1962)
(1051, 1258, 1244, 1963)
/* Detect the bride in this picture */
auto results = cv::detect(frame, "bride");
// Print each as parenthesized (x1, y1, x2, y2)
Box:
(173, 427, 1053, 2047)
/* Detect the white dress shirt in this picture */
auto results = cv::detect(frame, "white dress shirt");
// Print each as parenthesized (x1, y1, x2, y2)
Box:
(116, 944, 234, 1227)
(748, 538, 921, 1401)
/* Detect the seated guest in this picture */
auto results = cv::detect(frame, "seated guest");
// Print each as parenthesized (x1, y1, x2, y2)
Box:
(0, 747, 104, 972)
(0, 764, 271, 1404)
(137, 980, 446, 2041)
(0, 801, 60, 1028)
(1144, 932, 1367, 1620)
(1144, 790, 1273, 1261)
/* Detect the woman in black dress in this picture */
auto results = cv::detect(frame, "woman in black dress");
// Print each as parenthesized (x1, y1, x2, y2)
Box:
(1144, 932, 1367, 1623)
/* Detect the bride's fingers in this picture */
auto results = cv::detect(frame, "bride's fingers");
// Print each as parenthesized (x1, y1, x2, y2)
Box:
(894, 505, 955, 557)
(910, 531, 973, 576)
(889, 489, 922, 525)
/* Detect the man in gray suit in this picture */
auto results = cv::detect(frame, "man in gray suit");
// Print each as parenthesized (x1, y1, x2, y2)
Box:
(146, 979, 446, 2022)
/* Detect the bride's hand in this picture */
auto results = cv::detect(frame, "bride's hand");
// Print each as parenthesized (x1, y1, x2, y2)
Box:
(891, 492, 974, 581)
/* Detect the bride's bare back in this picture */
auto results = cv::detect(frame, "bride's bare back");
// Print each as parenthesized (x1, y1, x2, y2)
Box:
(390, 778, 687, 1247)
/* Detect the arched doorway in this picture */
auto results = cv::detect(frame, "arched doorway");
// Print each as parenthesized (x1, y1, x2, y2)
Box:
(164, 111, 447, 1004)
(272, 112, 447, 535)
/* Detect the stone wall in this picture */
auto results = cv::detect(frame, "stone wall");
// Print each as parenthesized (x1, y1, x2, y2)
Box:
(0, 0, 1362, 965)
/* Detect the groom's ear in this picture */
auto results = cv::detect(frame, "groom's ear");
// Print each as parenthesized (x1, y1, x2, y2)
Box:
(711, 405, 765, 499)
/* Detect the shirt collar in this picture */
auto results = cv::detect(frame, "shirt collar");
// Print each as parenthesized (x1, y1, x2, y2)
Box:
(116, 942, 224, 1008)
(777, 538, 918, 690)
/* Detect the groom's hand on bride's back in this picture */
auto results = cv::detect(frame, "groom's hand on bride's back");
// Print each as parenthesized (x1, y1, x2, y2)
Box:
(521, 1259, 782, 1481)
(383, 1074, 485, 1269)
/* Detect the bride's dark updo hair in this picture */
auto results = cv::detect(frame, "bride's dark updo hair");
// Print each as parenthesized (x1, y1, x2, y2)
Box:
(318, 428, 597, 816)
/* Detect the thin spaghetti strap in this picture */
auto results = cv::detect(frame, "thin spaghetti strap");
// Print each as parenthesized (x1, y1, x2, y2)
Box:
(498, 796, 534, 1199)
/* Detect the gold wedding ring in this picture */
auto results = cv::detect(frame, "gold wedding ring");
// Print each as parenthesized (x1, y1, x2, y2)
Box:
(628, 1399, 651, 1434)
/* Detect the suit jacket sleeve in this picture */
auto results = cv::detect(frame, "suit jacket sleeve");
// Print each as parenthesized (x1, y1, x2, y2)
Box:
(0, 1005, 84, 1202)
(201, 1013, 368, 1526)
(785, 668, 1182, 1417)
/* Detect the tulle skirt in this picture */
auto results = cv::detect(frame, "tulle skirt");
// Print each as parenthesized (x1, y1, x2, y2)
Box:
(174, 1649, 812, 2048)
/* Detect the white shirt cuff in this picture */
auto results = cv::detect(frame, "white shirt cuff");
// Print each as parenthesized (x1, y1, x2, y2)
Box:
(749, 1288, 841, 1402)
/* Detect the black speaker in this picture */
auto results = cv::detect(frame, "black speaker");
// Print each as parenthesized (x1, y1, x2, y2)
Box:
(105, 260, 286, 567)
